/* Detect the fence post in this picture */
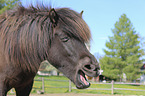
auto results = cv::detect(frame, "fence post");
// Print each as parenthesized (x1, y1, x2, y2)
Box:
(69, 80, 71, 92)
(42, 77, 45, 93)
(111, 80, 114, 94)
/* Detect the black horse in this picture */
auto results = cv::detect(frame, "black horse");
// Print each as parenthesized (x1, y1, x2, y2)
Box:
(0, 6, 100, 96)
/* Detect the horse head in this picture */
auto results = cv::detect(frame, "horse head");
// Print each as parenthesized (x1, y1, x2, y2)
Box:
(47, 8, 100, 89)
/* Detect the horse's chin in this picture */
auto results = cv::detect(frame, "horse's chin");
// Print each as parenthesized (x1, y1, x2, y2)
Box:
(75, 70, 90, 89)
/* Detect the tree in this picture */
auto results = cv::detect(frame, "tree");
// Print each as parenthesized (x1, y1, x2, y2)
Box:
(39, 60, 57, 72)
(100, 14, 143, 82)
(0, 0, 20, 14)
(39, 60, 60, 76)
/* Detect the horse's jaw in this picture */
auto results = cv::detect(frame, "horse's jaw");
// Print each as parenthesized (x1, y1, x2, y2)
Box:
(75, 70, 90, 89)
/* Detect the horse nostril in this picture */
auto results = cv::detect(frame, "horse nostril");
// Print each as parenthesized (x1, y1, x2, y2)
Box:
(84, 63, 100, 72)
(93, 67, 98, 71)
(84, 65, 92, 70)
(84, 64, 96, 70)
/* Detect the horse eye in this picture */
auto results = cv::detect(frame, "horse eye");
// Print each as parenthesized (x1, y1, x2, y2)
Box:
(61, 37, 69, 42)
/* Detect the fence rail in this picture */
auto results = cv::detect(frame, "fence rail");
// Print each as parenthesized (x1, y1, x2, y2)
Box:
(90, 80, 145, 94)
(33, 77, 145, 95)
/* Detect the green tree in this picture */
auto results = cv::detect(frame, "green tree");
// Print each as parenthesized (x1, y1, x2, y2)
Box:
(39, 60, 60, 76)
(39, 60, 57, 72)
(0, 0, 20, 14)
(100, 14, 143, 82)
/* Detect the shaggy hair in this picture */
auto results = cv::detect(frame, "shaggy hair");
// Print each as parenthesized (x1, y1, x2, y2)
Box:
(0, 6, 91, 72)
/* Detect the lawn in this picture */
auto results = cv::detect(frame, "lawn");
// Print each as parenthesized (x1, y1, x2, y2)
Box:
(8, 75, 145, 95)
(32, 75, 70, 93)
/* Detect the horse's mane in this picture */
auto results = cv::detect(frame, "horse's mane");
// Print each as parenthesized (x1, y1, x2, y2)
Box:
(0, 6, 91, 72)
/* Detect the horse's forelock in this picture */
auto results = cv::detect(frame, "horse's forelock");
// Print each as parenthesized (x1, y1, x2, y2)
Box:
(56, 8, 91, 43)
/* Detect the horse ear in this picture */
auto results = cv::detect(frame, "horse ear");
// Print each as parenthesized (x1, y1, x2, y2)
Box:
(49, 8, 59, 27)
(80, 10, 84, 18)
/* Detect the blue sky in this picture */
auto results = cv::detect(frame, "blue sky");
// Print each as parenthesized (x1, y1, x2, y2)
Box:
(21, 0, 145, 56)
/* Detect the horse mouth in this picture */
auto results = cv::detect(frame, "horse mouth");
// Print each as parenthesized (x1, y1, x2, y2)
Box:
(76, 70, 90, 89)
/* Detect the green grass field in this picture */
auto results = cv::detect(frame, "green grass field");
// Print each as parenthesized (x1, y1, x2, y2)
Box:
(32, 76, 70, 93)
(31, 75, 145, 95)
(8, 75, 145, 95)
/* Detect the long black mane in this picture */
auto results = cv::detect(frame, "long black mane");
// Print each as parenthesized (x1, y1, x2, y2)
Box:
(0, 6, 91, 72)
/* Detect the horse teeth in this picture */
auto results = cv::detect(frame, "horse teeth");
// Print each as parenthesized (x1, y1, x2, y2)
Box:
(85, 75, 88, 80)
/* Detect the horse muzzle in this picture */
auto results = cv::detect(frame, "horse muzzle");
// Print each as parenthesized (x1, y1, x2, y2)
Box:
(81, 63, 100, 77)
(75, 56, 100, 89)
